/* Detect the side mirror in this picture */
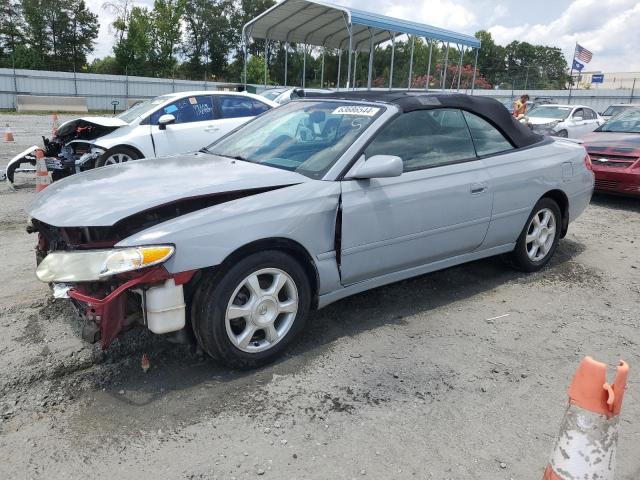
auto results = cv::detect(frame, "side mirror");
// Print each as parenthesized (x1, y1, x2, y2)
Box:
(158, 113, 176, 130)
(346, 155, 403, 180)
(573, 116, 583, 122)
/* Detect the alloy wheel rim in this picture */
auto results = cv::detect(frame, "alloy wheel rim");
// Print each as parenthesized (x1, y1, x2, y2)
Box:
(225, 268, 298, 353)
(104, 153, 133, 165)
(525, 207, 556, 261)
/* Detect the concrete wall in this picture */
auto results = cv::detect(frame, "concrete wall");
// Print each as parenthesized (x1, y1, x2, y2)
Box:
(0, 68, 243, 111)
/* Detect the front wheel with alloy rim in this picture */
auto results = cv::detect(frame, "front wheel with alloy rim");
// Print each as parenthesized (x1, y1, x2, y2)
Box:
(191, 251, 310, 369)
(506, 197, 562, 272)
(95, 146, 140, 168)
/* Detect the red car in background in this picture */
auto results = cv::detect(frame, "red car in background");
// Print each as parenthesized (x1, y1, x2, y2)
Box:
(582, 107, 640, 197)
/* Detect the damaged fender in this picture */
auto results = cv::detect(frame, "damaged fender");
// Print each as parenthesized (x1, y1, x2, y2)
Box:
(3, 145, 39, 186)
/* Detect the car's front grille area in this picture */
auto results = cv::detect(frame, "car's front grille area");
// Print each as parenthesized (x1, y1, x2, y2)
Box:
(589, 154, 636, 168)
(594, 179, 620, 190)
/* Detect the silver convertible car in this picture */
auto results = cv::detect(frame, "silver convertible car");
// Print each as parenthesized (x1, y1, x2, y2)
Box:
(27, 92, 594, 369)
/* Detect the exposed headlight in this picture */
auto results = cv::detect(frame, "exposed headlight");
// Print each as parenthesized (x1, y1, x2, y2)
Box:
(36, 245, 174, 283)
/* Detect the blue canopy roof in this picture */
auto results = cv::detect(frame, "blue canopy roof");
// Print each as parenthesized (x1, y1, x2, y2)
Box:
(243, 0, 481, 51)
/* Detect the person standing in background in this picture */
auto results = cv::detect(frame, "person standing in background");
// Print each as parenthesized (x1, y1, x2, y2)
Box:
(513, 94, 530, 119)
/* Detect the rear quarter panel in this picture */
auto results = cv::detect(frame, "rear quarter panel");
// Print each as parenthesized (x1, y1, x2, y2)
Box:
(482, 138, 592, 247)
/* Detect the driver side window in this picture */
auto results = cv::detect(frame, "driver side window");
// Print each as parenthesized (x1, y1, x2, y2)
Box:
(364, 109, 477, 172)
(572, 108, 584, 120)
(149, 95, 214, 125)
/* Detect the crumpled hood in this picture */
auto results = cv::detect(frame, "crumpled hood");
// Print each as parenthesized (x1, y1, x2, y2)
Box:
(27, 153, 309, 227)
(582, 131, 640, 151)
(527, 116, 564, 125)
(56, 116, 129, 138)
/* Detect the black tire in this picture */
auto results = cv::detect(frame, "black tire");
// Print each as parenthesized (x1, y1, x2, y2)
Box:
(191, 250, 311, 369)
(555, 130, 568, 138)
(95, 146, 140, 168)
(506, 197, 562, 272)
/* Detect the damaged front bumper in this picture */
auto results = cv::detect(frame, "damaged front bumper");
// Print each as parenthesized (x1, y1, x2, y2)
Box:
(60, 267, 196, 346)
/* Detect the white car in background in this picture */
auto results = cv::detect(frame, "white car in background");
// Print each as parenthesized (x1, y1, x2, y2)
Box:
(260, 87, 333, 105)
(4, 91, 277, 184)
(526, 104, 604, 138)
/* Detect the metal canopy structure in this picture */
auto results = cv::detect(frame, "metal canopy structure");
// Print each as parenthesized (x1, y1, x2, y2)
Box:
(242, 0, 481, 92)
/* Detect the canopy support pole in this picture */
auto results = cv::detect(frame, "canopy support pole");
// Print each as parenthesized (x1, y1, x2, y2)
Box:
(441, 42, 450, 90)
(471, 47, 478, 95)
(367, 30, 374, 90)
(302, 44, 307, 88)
(321, 48, 325, 87)
(264, 39, 268, 87)
(389, 32, 395, 90)
(456, 45, 464, 91)
(353, 50, 358, 90)
(242, 29, 248, 87)
(284, 41, 288, 86)
(337, 48, 342, 90)
(346, 23, 353, 90)
(425, 39, 433, 91)
(407, 35, 415, 90)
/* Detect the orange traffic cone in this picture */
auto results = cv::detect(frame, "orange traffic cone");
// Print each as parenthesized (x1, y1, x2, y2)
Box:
(35, 149, 50, 193)
(51, 112, 59, 137)
(3, 123, 14, 142)
(542, 356, 629, 480)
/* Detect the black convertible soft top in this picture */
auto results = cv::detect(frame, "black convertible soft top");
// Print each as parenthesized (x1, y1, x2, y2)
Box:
(304, 91, 543, 149)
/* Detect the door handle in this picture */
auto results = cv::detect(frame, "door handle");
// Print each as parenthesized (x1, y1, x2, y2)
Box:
(204, 126, 220, 132)
(470, 183, 487, 194)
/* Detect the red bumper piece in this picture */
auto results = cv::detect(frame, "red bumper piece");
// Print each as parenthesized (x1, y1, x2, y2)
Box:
(68, 267, 196, 347)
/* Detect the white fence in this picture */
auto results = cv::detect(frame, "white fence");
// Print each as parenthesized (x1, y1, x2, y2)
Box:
(0, 68, 243, 111)
(2, 68, 639, 113)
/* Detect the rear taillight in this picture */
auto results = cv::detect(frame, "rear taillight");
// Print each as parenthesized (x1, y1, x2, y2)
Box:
(584, 154, 593, 171)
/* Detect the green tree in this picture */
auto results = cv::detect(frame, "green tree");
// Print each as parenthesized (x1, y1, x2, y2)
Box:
(149, 0, 185, 77)
(110, 3, 154, 75)
(0, 0, 25, 66)
(474, 30, 505, 87)
(21, 0, 97, 71)
(245, 53, 268, 84)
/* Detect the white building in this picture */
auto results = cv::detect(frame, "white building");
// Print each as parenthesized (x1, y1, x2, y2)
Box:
(576, 71, 640, 90)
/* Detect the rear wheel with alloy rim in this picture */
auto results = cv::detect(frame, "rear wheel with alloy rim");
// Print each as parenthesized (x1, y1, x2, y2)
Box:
(191, 251, 310, 369)
(506, 197, 562, 272)
(95, 146, 140, 168)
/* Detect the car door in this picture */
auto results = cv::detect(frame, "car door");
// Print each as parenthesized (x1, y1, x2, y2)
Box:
(214, 95, 272, 138)
(582, 107, 601, 134)
(569, 108, 590, 137)
(150, 94, 217, 156)
(339, 108, 493, 285)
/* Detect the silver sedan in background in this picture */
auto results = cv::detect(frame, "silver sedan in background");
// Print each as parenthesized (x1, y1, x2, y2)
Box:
(28, 92, 593, 369)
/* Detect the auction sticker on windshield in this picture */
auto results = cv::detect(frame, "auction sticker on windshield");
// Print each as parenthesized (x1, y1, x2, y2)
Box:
(332, 106, 380, 116)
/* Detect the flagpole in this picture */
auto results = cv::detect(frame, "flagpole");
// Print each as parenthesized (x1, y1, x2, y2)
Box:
(568, 43, 577, 104)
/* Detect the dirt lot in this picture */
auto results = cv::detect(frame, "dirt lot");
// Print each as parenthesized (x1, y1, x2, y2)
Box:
(1, 113, 639, 479)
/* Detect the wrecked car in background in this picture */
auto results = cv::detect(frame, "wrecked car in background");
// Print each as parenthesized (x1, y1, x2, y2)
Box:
(27, 92, 593, 370)
(5, 91, 276, 185)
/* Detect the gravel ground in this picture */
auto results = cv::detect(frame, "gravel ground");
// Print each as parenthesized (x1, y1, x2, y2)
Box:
(1, 114, 639, 480)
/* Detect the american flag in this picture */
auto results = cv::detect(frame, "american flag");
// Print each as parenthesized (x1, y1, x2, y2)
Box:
(575, 44, 593, 63)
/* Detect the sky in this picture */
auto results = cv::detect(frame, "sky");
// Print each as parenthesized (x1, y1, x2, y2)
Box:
(89, 0, 640, 72)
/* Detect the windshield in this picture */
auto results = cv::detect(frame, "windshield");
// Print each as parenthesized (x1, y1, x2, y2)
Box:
(116, 95, 173, 123)
(527, 106, 571, 120)
(597, 108, 640, 133)
(260, 89, 286, 101)
(603, 105, 631, 117)
(204, 100, 384, 179)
